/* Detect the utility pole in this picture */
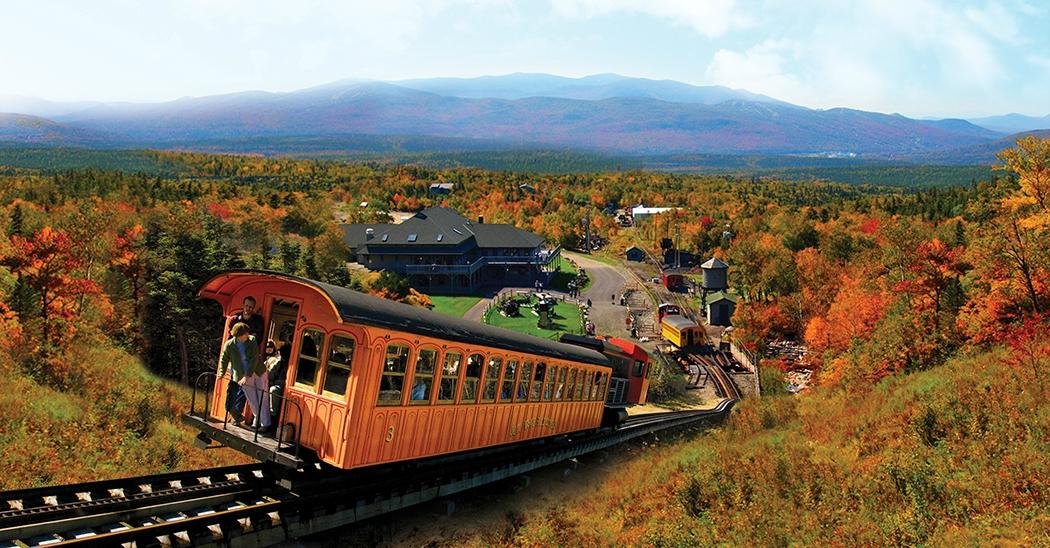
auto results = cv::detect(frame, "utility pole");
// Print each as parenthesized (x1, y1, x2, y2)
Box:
(584, 209, 591, 253)
(675, 224, 681, 268)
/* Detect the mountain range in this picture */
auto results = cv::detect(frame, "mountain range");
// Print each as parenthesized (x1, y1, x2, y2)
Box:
(1, 74, 1046, 164)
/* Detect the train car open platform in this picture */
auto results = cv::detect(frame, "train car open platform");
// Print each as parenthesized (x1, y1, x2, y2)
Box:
(182, 413, 304, 469)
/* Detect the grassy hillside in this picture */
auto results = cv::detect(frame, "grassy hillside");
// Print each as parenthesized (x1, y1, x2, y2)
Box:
(0, 331, 247, 489)
(465, 345, 1047, 545)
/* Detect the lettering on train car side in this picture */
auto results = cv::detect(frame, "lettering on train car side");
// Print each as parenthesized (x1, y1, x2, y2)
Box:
(509, 418, 557, 437)
(385, 425, 396, 442)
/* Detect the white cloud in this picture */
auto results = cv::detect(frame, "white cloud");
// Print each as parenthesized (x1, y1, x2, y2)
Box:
(550, 0, 749, 38)
(706, 39, 807, 100)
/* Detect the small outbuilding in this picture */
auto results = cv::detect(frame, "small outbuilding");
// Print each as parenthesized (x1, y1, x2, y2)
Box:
(706, 291, 737, 327)
(625, 246, 646, 262)
(429, 183, 455, 195)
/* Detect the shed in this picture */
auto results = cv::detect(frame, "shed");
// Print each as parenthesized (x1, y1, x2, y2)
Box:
(429, 183, 455, 195)
(625, 246, 646, 262)
(700, 257, 728, 291)
(706, 291, 737, 327)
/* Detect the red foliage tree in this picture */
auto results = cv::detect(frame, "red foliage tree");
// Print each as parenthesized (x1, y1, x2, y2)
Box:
(2, 227, 101, 353)
(894, 238, 969, 329)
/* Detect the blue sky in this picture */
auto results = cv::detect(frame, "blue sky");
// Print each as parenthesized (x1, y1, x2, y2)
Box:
(2, 0, 1047, 117)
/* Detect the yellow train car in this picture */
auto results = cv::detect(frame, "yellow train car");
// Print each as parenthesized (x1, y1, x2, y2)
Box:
(661, 314, 703, 349)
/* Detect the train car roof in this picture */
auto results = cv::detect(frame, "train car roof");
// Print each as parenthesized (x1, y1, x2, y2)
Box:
(661, 314, 699, 329)
(558, 334, 632, 359)
(605, 337, 650, 361)
(201, 270, 610, 367)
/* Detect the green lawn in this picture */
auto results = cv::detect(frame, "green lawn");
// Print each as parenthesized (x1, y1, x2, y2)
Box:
(548, 256, 592, 292)
(428, 295, 483, 318)
(484, 299, 583, 339)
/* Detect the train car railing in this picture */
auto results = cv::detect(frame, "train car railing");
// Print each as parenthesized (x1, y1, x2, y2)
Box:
(188, 372, 304, 461)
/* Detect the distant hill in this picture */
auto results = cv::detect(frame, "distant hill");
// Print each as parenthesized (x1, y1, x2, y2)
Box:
(394, 73, 784, 104)
(0, 74, 1021, 162)
(967, 113, 1050, 134)
(0, 113, 112, 146)
(896, 129, 1050, 165)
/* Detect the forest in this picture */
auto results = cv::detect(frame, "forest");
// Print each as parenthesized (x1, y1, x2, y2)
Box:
(0, 138, 1046, 541)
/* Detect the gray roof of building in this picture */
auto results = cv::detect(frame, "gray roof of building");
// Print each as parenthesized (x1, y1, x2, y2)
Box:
(342, 206, 543, 251)
(701, 257, 728, 269)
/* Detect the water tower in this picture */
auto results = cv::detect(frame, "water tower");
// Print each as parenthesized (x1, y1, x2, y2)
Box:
(700, 257, 728, 292)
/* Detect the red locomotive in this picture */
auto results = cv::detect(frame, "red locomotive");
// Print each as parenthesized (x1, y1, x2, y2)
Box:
(185, 271, 626, 470)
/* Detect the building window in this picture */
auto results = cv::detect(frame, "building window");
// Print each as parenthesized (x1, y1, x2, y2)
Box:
(407, 233, 418, 242)
(377, 343, 410, 406)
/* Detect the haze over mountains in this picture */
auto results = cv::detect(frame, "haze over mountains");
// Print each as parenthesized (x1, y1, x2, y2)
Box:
(1, 74, 1047, 164)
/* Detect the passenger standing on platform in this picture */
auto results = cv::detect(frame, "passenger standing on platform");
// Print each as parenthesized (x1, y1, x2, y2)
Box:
(219, 322, 271, 431)
(264, 339, 284, 418)
(268, 336, 291, 419)
(231, 296, 264, 342)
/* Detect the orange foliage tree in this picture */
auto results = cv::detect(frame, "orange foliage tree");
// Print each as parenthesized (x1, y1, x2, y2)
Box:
(804, 274, 890, 367)
(2, 227, 101, 354)
(893, 238, 969, 330)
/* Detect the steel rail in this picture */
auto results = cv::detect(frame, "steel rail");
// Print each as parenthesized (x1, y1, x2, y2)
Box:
(0, 406, 735, 547)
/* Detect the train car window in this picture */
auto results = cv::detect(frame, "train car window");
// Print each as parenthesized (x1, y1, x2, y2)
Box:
(555, 367, 568, 401)
(481, 357, 502, 403)
(377, 343, 410, 406)
(516, 362, 532, 402)
(438, 352, 461, 404)
(568, 368, 579, 401)
(575, 369, 586, 400)
(500, 360, 517, 403)
(294, 329, 325, 388)
(633, 360, 645, 377)
(461, 353, 484, 403)
(531, 362, 546, 401)
(545, 366, 559, 401)
(582, 371, 593, 401)
(592, 371, 604, 400)
(322, 335, 355, 398)
(409, 347, 438, 405)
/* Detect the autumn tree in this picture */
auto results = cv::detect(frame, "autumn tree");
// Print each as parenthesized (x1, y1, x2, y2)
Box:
(894, 238, 969, 330)
(2, 227, 101, 355)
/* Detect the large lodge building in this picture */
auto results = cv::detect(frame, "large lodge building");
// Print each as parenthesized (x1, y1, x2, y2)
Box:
(341, 207, 561, 294)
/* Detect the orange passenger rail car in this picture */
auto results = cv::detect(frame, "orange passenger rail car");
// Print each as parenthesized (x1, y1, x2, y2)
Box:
(186, 270, 613, 470)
